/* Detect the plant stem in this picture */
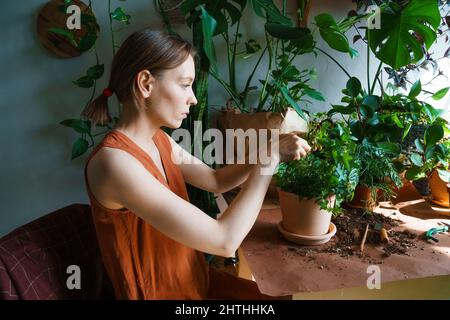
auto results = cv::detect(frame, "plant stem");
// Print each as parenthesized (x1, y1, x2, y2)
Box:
(242, 47, 268, 108)
(108, 0, 116, 56)
(210, 70, 243, 111)
(367, 31, 371, 95)
(353, 25, 367, 44)
(371, 61, 382, 94)
(257, 31, 273, 111)
(231, 20, 240, 92)
(316, 47, 352, 79)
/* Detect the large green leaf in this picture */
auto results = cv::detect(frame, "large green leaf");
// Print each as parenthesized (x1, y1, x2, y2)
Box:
(182, 0, 246, 30)
(274, 82, 307, 121)
(265, 23, 314, 52)
(432, 87, 450, 100)
(86, 64, 104, 80)
(60, 119, 91, 134)
(249, 0, 292, 25)
(376, 142, 401, 154)
(368, 0, 440, 69)
(72, 137, 89, 159)
(410, 153, 423, 167)
(304, 88, 325, 101)
(422, 103, 442, 123)
(424, 124, 444, 147)
(315, 13, 355, 57)
(200, 7, 218, 72)
(408, 80, 421, 99)
(405, 165, 425, 180)
(73, 76, 94, 88)
(346, 77, 362, 98)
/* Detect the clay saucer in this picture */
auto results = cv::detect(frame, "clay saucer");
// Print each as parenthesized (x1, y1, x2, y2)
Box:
(277, 222, 337, 246)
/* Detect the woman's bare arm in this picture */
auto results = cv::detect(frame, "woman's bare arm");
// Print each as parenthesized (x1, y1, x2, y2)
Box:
(89, 147, 279, 258)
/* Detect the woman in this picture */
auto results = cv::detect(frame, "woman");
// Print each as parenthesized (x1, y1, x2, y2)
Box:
(83, 28, 310, 300)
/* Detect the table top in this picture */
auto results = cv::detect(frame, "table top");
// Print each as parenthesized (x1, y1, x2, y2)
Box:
(225, 183, 450, 297)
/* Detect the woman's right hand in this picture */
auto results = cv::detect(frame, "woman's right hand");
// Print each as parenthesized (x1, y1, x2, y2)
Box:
(277, 133, 311, 162)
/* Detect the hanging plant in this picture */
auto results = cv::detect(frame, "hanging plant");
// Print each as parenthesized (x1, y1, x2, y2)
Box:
(50, 0, 132, 159)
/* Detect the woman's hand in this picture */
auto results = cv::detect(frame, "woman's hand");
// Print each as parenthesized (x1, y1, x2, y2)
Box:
(278, 133, 311, 162)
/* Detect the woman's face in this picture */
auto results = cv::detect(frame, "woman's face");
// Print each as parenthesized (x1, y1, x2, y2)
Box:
(148, 55, 197, 129)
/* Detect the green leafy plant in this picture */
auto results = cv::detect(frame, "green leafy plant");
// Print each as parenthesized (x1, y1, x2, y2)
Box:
(405, 121, 450, 181)
(156, 1, 221, 222)
(320, 0, 449, 181)
(180, 0, 322, 119)
(275, 115, 360, 215)
(355, 139, 403, 204)
(367, 0, 441, 70)
(54, 0, 132, 159)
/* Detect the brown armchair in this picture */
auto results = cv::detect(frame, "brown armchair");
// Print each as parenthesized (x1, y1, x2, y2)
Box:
(0, 204, 114, 300)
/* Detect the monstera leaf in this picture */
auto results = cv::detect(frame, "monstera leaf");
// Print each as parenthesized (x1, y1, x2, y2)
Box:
(368, 0, 440, 69)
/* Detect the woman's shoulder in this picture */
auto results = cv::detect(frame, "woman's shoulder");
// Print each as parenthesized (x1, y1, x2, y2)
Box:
(86, 146, 147, 210)
(87, 146, 141, 177)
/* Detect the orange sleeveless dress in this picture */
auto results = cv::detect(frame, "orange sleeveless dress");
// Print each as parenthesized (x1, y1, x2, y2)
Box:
(84, 129, 273, 300)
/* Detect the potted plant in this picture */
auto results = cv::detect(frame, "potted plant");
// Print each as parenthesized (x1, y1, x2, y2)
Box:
(404, 122, 450, 207)
(347, 139, 403, 210)
(318, 0, 449, 204)
(275, 115, 359, 245)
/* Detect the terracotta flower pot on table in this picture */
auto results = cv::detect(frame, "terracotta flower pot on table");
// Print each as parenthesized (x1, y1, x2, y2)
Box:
(277, 189, 337, 245)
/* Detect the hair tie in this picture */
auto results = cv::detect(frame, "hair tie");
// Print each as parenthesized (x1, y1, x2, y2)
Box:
(102, 88, 114, 98)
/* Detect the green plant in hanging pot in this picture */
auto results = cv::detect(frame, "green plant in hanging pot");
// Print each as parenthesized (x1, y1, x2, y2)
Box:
(275, 114, 360, 245)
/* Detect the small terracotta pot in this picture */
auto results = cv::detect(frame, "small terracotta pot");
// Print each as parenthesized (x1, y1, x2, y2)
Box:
(347, 185, 378, 209)
(429, 169, 450, 207)
(278, 189, 335, 236)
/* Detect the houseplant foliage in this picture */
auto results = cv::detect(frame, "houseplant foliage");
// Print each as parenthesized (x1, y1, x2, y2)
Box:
(53, 0, 132, 159)
(318, 0, 449, 203)
(156, 0, 221, 220)
(353, 139, 403, 208)
(181, 0, 323, 118)
(275, 115, 360, 215)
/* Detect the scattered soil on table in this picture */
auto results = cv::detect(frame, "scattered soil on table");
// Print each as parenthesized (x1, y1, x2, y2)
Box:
(286, 208, 420, 262)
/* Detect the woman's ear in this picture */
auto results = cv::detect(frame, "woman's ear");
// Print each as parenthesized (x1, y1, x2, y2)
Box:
(136, 70, 154, 99)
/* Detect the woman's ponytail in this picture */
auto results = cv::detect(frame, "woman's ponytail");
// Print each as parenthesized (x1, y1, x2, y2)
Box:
(81, 88, 114, 126)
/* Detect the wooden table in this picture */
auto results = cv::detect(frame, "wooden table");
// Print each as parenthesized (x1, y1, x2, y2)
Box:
(217, 183, 450, 299)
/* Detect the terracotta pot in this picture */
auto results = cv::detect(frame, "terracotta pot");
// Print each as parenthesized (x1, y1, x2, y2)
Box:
(217, 108, 308, 199)
(429, 170, 450, 207)
(347, 185, 378, 210)
(278, 189, 335, 236)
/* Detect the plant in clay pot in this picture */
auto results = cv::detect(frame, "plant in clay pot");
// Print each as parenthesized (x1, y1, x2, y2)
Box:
(274, 114, 360, 245)
(348, 140, 403, 210)
(404, 122, 450, 207)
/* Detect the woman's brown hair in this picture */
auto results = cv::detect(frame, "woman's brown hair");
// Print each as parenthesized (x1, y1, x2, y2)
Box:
(82, 28, 196, 126)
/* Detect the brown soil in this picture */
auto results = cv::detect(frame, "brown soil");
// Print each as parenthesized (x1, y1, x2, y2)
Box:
(286, 208, 419, 262)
